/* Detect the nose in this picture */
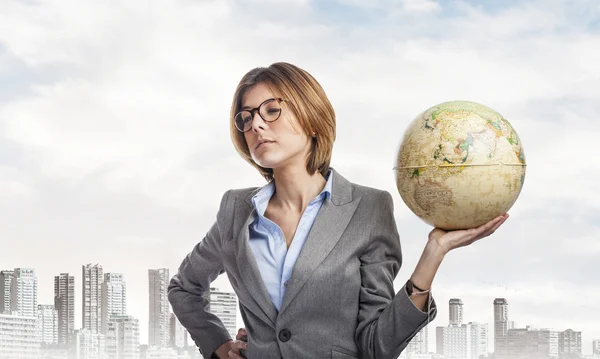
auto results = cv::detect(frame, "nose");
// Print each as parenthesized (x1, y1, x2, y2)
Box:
(251, 110, 268, 133)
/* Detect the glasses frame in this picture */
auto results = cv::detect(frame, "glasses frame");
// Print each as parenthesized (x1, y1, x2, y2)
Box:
(234, 98, 289, 133)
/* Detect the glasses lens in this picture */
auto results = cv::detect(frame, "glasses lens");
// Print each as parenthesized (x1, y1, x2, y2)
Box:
(235, 111, 252, 132)
(260, 100, 282, 122)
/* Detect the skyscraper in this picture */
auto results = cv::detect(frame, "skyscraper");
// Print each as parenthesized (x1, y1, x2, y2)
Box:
(558, 329, 582, 358)
(69, 328, 106, 359)
(10, 268, 38, 317)
(593, 340, 600, 355)
(494, 298, 509, 359)
(507, 326, 559, 359)
(467, 322, 489, 359)
(148, 268, 170, 348)
(105, 315, 140, 359)
(38, 304, 59, 346)
(54, 273, 75, 346)
(0, 313, 40, 358)
(101, 273, 127, 335)
(437, 322, 488, 359)
(170, 313, 189, 349)
(82, 264, 103, 334)
(0, 270, 14, 314)
(406, 325, 428, 354)
(209, 287, 237, 338)
(449, 298, 464, 326)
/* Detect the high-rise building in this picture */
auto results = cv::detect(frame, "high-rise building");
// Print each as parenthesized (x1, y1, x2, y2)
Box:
(436, 319, 487, 358)
(149, 268, 170, 348)
(102, 273, 127, 334)
(0, 313, 40, 359)
(558, 329, 582, 358)
(593, 339, 600, 355)
(406, 325, 428, 354)
(449, 298, 463, 326)
(105, 315, 140, 359)
(438, 324, 470, 359)
(507, 326, 558, 359)
(54, 272, 75, 346)
(209, 287, 237, 338)
(170, 313, 188, 349)
(467, 322, 488, 359)
(10, 268, 38, 317)
(0, 270, 14, 314)
(82, 264, 103, 334)
(69, 329, 106, 359)
(38, 304, 59, 346)
(493, 298, 509, 359)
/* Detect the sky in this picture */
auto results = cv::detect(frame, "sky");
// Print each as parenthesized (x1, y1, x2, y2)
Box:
(1, 0, 599, 355)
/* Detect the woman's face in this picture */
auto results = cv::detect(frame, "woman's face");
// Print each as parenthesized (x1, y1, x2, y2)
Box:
(241, 83, 312, 173)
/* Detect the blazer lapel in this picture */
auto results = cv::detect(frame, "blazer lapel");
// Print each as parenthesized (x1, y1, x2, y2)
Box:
(278, 168, 361, 314)
(233, 193, 278, 327)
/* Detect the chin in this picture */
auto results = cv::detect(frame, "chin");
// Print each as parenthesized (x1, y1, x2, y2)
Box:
(252, 154, 285, 169)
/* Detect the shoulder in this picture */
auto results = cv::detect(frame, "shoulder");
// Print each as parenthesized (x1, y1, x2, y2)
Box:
(216, 186, 261, 211)
(329, 167, 392, 206)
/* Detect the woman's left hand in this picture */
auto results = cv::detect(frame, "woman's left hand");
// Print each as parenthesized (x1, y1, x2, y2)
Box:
(427, 213, 510, 256)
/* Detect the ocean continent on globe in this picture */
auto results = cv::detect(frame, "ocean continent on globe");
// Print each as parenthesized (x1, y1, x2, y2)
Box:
(394, 101, 526, 231)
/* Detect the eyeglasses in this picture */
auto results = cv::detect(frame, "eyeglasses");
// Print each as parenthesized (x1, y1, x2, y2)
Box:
(234, 98, 288, 133)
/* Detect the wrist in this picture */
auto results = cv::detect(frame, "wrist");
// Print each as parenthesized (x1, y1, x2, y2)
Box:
(425, 238, 449, 259)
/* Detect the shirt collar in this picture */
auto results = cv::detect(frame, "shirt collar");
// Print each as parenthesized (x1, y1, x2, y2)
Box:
(251, 169, 333, 215)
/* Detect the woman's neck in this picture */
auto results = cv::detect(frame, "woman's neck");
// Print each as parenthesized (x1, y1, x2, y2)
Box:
(271, 167, 327, 213)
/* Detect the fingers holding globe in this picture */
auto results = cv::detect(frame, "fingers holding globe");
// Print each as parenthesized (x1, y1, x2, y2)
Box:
(394, 101, 526, 231)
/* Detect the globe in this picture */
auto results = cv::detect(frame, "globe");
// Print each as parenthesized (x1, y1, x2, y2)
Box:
(394, 101, 526, 230)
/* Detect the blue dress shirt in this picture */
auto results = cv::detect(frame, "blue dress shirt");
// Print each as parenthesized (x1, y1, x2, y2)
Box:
(248, 170, 333, 311)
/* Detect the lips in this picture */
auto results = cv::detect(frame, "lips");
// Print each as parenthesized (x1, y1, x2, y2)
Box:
(256, 139, 275, 149)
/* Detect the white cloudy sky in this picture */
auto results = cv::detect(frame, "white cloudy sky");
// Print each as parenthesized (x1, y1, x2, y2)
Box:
(1, 0, 599, 355)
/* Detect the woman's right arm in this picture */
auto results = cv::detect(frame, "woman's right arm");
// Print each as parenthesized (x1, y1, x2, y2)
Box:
(168, 190, 233, 359)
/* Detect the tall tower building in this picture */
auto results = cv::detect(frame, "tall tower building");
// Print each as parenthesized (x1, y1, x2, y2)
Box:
(101, 273, 127, 335)
(449, 298, 464, 326)
(593, 339, 600, 355)
(170, 313, 189, 349)
(82, 264, 103, 333)
(0, 313, 40, 358)
(149, 268, 170, 347)
(406, 325, 428, 354)
(54, 273, 75, 346)
(437, 322, 487, 359)
(38, 304, 59, 345)
(507, 326, 558, 359)
(105, 315, 140, 359)
(69, 329, 106, 359)
(558, 329, 582, 358)
(10, 268, 38, 317)
(0, 270, 14, 314)
(209, 287, 237, 338)
(494, 298, 509, 359)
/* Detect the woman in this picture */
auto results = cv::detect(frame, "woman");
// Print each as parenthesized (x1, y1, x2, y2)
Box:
(168, 62, 508, 359)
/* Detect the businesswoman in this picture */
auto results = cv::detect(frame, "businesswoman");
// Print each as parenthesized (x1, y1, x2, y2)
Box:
(168, 62, 508, 359)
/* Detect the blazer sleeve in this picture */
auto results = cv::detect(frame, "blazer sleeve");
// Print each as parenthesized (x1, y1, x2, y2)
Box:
(354, 190, 437, 359)
(167, 190, 232, 358)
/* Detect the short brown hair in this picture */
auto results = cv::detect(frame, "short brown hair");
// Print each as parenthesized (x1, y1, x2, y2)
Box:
(229, 62, 336, 182)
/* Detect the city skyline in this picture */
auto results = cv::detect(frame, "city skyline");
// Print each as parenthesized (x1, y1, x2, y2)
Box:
(0, 265, 238, 359)
(0, 264, 597, 357)
(1, 0, 599, 356)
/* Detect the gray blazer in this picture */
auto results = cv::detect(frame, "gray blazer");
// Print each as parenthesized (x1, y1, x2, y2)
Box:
(168, 168, 437, 359)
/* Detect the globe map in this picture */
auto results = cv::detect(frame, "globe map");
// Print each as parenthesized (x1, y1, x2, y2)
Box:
(395, 101, 527, 230)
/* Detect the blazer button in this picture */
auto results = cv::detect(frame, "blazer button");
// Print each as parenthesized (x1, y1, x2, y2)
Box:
(278, 329, 291, 342)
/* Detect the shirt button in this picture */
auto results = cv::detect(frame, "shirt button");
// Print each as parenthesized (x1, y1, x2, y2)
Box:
(284, 281, 289, 287)
(278, 329, 291, 342)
